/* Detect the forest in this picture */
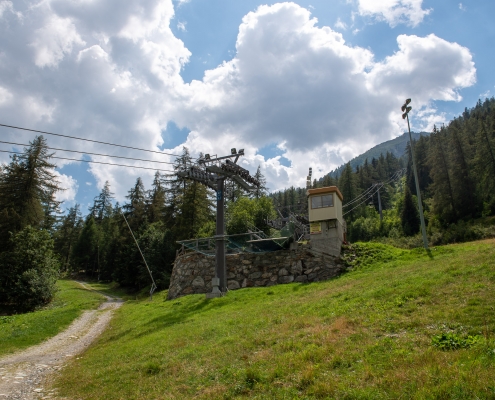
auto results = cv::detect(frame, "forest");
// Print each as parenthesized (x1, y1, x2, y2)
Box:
(1, 97, 494, 311)
(272, 97, 495, 246)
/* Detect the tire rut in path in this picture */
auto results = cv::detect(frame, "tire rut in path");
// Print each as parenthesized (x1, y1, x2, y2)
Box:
(0, 282, 123, 400)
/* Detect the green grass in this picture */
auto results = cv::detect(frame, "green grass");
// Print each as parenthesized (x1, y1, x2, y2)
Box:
(0, 279, 106, 356)
(54, 240, 495, 399)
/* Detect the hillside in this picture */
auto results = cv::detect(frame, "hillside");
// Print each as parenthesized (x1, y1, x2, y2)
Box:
(51, 240, 495, 399)
(328, 131, 427, 178)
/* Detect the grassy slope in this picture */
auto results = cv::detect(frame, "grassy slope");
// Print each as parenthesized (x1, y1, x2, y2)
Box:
(0, 280, 105, 357)
(54, 240, 495, 399)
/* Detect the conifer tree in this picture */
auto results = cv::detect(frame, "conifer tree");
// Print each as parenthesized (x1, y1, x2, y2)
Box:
(250, 165, 268, 199)
(338, 162, 357, 219)
(401, 186, 420, 236)
(448, 123, 477, 219)
(124, 177, 147, 228)
(54, 204, 83, 271)
(428, 126, 456, 224)
(89, 181, 114, 222)
(0, 136, 60, 242)
(147, 172, 166, 224)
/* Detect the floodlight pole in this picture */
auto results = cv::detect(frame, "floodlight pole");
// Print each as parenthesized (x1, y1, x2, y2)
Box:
(404, 103, 429, 250)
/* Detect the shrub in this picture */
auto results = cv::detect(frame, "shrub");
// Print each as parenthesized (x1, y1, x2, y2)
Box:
(0, 226, 60, 312)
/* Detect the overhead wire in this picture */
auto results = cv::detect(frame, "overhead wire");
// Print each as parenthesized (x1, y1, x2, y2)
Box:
(0, 140, 176, 165)
(0, 149, 175, 173)
(342, 183, 379, 208)
(342, 169, 405, 216)
(0, 123, 180, 157)
(343, 168, 405, 208)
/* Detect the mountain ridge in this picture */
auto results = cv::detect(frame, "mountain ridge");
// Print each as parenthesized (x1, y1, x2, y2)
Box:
(328, 131, 429, 178)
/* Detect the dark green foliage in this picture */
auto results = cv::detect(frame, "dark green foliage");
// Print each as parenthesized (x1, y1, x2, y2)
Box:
(72, 216, 100, 276)
(432, 333, 481, 350)
(250, 165, 268, 199)
(227, 197, 276, 235)
(54, 205, 83, 271)
(0, 136, 60, 242)
(401, 186, 420, 236)
(0, 226, 59, 311)
(89, 181, 114, 222)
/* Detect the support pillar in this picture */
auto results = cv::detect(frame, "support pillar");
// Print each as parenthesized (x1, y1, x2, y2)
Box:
(211, 177, 227, 295)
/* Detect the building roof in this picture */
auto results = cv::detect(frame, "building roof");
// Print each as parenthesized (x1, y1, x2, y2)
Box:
(306, 186, 343, 201)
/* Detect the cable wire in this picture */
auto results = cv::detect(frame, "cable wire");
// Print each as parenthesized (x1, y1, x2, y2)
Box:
(342, 169, 405, 216)
(0, 140, 176, 165)
(0, 123, 180, 157)
(0, 149, 174, 173)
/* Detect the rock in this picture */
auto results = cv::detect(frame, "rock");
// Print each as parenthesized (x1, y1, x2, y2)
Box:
(304, 268, 313, 275)
(295, 275, 308, 283)
(249, 272, 262, 279)
(278, 268, 289, 276)
(278, 275, 294, 284)
(191, 276, 205, 288)
(242, 260, 252, 265)
(228, 280, 240, 290)
(291, 260, 303, 274)
(182, 287, 193, 294)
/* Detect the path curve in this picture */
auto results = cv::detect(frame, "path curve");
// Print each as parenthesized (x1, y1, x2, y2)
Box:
(0, 282, 123, 400)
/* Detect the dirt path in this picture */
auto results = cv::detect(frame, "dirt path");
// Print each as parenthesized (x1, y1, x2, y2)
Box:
(0, 282, 123, 400)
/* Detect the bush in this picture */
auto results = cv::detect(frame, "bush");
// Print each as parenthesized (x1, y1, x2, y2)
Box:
(0, 226, 60, 312)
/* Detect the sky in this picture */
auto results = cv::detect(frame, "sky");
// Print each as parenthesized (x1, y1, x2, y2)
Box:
(0, 0, 493, 212)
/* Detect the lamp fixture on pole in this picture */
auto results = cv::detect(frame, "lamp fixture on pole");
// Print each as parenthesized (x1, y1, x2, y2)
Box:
(401, 98, 429, 250)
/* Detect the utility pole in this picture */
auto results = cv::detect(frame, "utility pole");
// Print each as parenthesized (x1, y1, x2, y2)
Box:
(177, 148, 260, 297)
(402, 99, 429, 250)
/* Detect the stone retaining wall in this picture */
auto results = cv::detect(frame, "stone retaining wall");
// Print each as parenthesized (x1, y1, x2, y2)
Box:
(167, 245, 346, 300)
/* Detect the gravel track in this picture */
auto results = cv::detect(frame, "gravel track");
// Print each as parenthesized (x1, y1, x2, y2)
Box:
(0, 282, 123, 400)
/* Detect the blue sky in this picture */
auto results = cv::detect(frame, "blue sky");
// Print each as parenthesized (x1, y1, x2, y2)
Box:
(0, 0, 493, 213)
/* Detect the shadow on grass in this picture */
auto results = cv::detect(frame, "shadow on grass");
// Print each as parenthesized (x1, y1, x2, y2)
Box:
(100, 296, 231, 343)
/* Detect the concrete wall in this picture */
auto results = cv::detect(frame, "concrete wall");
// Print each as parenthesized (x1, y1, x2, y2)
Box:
(167, 245, 346, 300)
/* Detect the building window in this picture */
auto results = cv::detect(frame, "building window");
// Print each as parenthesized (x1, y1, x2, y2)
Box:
(311, 194, 333, 209)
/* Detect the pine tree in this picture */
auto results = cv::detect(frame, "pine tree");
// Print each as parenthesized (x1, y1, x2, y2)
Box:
(474, 120, 495, 213)
(0, 136, 61, 243)
(89, 181, 114, 222)
(54, 204, 83, 271)
(448, 123, 477, 219)
(124, 177, 147, 229)
(339, 162, 357, 219)
(401, 186, 420, 236)
(72, 216, 100, 276)
(428, 126, 457, 224)
(147, 172, 166, 224)
(250, 165, 268, 199)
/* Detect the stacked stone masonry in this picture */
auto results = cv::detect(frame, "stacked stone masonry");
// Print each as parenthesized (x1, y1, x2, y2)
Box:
(167, 245, 345, 300)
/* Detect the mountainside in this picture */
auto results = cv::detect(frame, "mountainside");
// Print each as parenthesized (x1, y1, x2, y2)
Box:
(328, 131, 428, 178)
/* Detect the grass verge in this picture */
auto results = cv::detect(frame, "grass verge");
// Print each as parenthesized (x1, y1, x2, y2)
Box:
(0, 279, 106, 357)
(54, 240, 495, 399)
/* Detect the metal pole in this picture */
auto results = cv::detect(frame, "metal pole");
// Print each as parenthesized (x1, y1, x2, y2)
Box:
(406, 114, 429, 250)
(215, 177, 227, 292)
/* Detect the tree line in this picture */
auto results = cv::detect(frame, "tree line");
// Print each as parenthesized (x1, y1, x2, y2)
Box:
(0, 141, 272, 311)
(272, 97, 495, 244)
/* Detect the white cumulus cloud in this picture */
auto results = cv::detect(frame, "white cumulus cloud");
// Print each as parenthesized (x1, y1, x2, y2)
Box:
(0, 1, 476, 197)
